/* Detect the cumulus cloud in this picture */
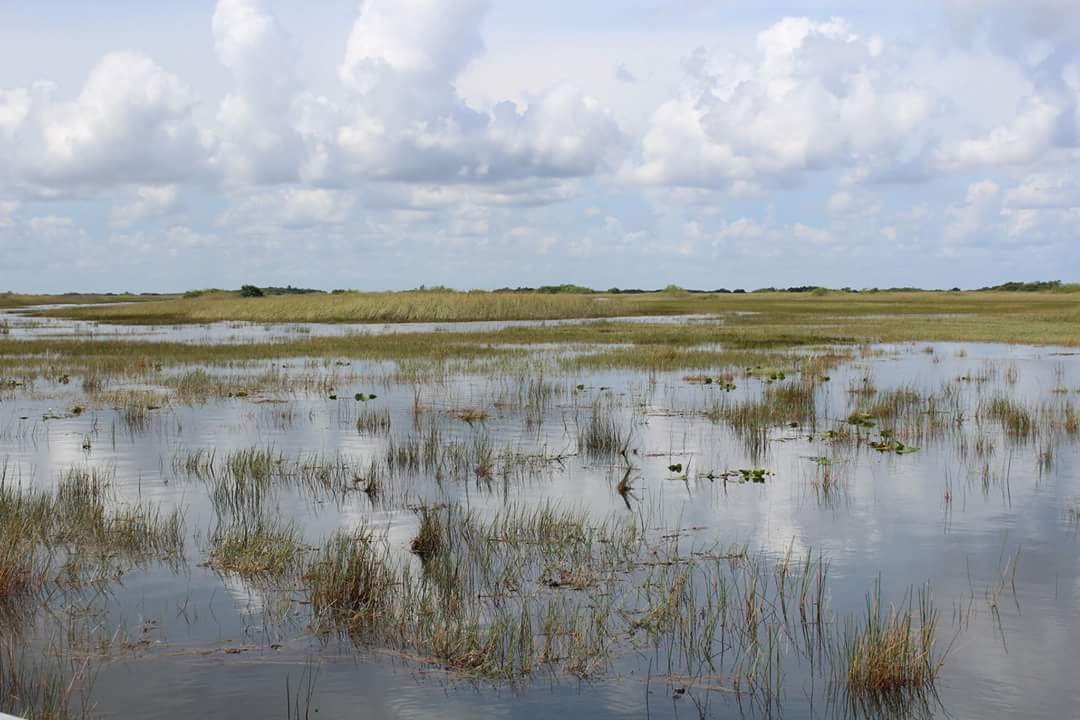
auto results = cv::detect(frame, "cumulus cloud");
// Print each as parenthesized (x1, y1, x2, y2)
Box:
(944, 179, 1000, 244)
(934, 97, 1061, 171)
(334, 0, 622, 184)
(29, 52, 209, 186)
(2, 2, 1080, 290)
(628, 18, 930, 188)
(217, 187, 355, 230)
(110, 186, 180, 228)
(211, 0, 307, 184)
(0, 88, 31, 138)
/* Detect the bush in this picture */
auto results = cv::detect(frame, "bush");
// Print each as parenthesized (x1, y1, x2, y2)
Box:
(239, 285, 264, 298)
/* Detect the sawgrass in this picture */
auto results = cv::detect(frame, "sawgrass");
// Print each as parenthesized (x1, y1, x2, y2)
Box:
(29, 290, 1080, 349)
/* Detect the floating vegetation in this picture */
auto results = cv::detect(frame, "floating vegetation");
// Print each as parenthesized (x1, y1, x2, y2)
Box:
(870, 431, 920, 454)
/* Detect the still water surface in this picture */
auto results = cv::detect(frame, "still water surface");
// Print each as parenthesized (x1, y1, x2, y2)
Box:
(1, 315, 1078, 719)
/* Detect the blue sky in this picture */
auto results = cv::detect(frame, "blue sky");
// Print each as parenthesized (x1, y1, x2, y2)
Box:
(1, 0, 1078, 292)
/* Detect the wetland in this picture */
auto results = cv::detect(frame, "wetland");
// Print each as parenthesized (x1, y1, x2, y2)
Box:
(0, 290, 1078, 719)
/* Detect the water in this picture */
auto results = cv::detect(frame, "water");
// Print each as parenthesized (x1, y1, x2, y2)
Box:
(1, 314, 1079, 719)
(0, 305, 725, 344)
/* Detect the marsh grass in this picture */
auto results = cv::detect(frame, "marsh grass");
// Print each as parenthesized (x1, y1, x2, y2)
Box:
(1, 467, 184, 576)
(705, 379, 817, 460)
(0, 638, 88, 720)
(578, 397, 632, 459)
(306, 528, 395, 632)
(355, 406, 391, 435)
(410, 506, 444, 562)
(45, 290, 632, 325)
(208, 516, 304, 581)
(833, 584, 942, 705)
(982, 395, 1034, 440)
(35, 290, 1080, 347)
(0, 519, 43, 600)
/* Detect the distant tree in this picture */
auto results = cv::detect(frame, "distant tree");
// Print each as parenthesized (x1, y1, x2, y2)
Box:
(240, 285, 264, 298)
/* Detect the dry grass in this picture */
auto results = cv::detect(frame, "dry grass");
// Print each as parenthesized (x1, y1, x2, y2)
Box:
(41, 290, 633, 324)
(32, 290, 1080, 347)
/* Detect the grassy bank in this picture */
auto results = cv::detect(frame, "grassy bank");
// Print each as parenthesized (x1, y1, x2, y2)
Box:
(31, 289, 1079, 339)
(0, 292, 178, 309)
(37, 290, 644, 324)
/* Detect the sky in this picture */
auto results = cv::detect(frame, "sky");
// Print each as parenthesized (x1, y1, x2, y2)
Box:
(1, 0, 1079, 293)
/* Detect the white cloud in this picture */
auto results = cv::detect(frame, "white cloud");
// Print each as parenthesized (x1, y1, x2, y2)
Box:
(334, 0, 622, 183)
(934, 97, 1061, 171)
(0, 88, 31, 138)
(1004, 170, 1080, 208)
(30, 52, 209, 186)
(944, 179, 1000, 244)
(628, 18, 930, 188)
(1, 3, 1079, 290)
(217, 187, 355, 230)
(110, 185, 180, 228)
(211, 0, 307, 184)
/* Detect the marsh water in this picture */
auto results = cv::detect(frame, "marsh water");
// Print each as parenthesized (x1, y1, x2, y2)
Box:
(1, 311, 1079, 719)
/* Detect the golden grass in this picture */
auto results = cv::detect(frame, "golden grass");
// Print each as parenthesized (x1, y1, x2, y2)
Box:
(0, 292, 173, 309)
(40, 290, 634, 324)
(29, 290, 1080, 347)
(836, 585, 942, 700)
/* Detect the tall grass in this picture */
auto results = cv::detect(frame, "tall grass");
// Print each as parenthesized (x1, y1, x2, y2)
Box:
(833, 584, 942, 703)
(43, 291, 638, 325)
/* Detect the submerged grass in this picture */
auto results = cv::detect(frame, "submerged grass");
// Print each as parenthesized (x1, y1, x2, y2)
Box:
(0, 638, 87, 720)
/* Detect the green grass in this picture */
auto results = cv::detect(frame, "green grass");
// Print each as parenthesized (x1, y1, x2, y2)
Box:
(0, 466, 185, 584)
(207, 516, 304, 581)
(305, 528, 395, 631)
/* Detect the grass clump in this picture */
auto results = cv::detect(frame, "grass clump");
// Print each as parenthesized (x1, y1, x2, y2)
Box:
(208, 516, 304, 581)
(410, 506, 445, 562)
(981, 395, 1033, 439)
(306, 528, 395, 632)
(835, 584, 942, 702)
(578, 398, 632, 459)
(356, 407, 391, 434)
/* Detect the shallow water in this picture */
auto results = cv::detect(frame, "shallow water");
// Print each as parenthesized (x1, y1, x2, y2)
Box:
(1, 316, 1079, 719)
(0, 305, 724, 344)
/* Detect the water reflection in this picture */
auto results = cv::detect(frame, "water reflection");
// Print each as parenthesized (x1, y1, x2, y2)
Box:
(0, 326, 1078, 718)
